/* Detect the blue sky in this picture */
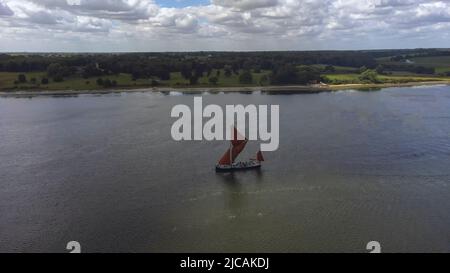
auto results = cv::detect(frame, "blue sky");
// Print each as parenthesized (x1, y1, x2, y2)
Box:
(1, 0, 450, 52)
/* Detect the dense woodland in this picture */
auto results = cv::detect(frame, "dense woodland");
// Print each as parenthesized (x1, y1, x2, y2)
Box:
(0, 49, 449, 88)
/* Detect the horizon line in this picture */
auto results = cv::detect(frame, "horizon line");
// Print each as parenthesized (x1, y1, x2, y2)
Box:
(1, 47, 450, 54)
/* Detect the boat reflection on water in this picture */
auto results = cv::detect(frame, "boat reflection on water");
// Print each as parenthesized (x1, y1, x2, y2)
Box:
(216, 167, 265, 215)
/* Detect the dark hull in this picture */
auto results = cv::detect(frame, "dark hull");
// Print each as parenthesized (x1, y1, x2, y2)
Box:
(215, 162, 261, 173)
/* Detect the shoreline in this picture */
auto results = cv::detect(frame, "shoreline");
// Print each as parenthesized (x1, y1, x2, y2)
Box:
(1, 80, 449, 97)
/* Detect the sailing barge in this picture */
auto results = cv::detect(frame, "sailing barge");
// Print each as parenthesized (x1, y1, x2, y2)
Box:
(216, 127, 265, 172)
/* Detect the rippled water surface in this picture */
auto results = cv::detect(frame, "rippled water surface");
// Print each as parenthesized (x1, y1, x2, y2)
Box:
(1, 86, 450, 252)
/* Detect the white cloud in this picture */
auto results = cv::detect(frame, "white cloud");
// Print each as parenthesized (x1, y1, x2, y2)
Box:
(212, 0, 279, 11)
(0, 1, 13, 16)
(0, 0, 449, 51)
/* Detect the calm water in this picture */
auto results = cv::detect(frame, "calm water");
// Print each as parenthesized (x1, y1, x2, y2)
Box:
(1, 86, 450, 253)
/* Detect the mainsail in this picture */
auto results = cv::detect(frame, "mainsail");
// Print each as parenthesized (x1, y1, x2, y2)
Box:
(218, 127, 248, 166)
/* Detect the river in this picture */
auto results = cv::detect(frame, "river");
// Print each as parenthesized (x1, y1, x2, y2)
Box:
(0, 85, 449, 252)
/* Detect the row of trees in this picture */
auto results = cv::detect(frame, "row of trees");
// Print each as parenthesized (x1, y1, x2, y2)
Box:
(5, 49, 443, 87)
(2, 49, 445, 76)
(0, 51, 381, 76)
(14, 74, 49, 85)
(270, 65, 321, 85)
(0, 50, 445, 85)
(13, 66, 324, 87)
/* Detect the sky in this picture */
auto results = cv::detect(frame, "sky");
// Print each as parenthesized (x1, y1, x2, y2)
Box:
(0, 0, 449, 52)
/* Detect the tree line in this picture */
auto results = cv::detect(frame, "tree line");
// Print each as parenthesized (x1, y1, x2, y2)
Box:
(1, 49, 446, 86)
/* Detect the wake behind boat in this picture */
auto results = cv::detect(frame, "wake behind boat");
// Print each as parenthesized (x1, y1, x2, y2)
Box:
(216, 127, 265, 172)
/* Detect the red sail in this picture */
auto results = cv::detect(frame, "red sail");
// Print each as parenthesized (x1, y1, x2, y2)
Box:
(218, 140, 248, 165)
(232, 140, 248, 162)
(218, 127, 248, 165)
(218, 148, 231, 165)
(256, 151, 265, 162)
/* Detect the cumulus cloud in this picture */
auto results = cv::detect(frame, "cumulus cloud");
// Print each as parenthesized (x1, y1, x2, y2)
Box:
(212, 0, 279, 11)
(0, 0, 450, 51)
(69, 0, 158, 20)
(0, 1, 13, 16)
(148, 8, 199, 33)
(26, 0, 159, 20)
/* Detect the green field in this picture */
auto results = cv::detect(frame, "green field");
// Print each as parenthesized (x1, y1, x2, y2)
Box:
(377, 55, 450, 74)
(0, 69, 272, 91)
(1, 67, 450, 92)
(0, 72, 139, 91)
(311, 64, 359, 73)
(324, 73, 450, 84)
(410, 56, 450, 73)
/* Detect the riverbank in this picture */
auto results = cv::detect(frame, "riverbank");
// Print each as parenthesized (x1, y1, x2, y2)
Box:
(328, 81, 450, 90)
(1, 80, 449, 97)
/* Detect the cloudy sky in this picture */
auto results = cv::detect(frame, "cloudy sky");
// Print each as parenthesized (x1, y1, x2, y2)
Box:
(0, 0, 449, 52)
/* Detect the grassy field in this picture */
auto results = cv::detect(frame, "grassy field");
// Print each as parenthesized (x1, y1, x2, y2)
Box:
(0, 69, 272, 91)
(311, 64, 359, 73)
(377, 55, 450, 74)
(0, 72, 139, 90)
(1, 67, 449, 92)
(324, 73, 450, 84)
(410, 56, 450, 73)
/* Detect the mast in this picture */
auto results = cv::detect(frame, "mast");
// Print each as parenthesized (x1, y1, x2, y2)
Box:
(229, 126, 232, 167)
(229, 141, 232, 167)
